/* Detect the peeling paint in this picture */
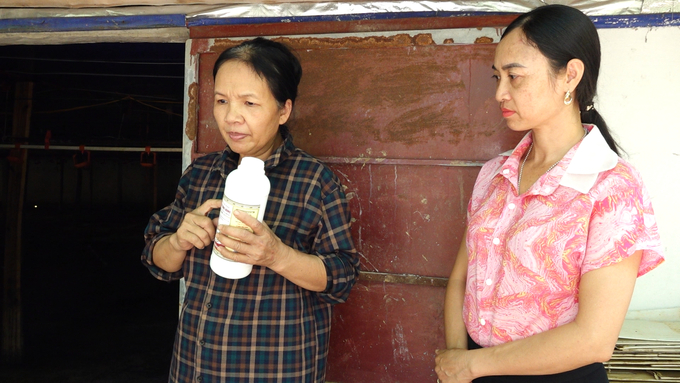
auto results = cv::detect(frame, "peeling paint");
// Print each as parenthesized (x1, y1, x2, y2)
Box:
(414, 33, 435, 46)
(185, 82, 198, 141)
(206, 38, 245, 54)
(278, 33, 425, 50)
(474, 36, 494, 44)
(392, 323, 413, 363)
(414, 210, 431, 222)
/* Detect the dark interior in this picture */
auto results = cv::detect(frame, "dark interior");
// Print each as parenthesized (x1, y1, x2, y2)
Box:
(1, 42, 186, 382)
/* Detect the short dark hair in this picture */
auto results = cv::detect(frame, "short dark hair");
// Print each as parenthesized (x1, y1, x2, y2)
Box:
(503, 4, 621, 155)
(212, 37, 302, 108)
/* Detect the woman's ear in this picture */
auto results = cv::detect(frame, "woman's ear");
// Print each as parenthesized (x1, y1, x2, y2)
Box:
(565, 58, 585, 91)
(279, 99, 293, 125)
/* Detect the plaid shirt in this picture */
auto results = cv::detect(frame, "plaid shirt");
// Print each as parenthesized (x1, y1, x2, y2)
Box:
(142, 128, 359, 383)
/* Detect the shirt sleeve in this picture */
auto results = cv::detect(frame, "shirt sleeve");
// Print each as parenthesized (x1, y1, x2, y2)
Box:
(313, 181, 360, 305)
(140, 164, 193, 282)
(582, 163, 664, 276)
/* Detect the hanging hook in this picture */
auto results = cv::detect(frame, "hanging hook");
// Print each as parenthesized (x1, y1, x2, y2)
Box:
(44, 130, 51, 150)
(73, 145, 91, 168)
(7, 143, 22, 164)
(140, 146, 156, 168)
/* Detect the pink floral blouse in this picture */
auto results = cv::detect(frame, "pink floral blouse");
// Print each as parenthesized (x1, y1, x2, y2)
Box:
(464, 125, 664, 347)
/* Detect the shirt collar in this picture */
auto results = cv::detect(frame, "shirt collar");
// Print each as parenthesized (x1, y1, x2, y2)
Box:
(499, 125, 619, 194)
(213, 125, 295, 178)
(561, 124, 619, 193)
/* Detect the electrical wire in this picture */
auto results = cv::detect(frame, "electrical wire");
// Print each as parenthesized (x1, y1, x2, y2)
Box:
(0, 56, 183, 65)
(4, 70, 183, 79)
(34, 95, 182, 116)
(36, 87, 181, 102)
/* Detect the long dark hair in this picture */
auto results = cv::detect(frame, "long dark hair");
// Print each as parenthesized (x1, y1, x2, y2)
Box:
(213, 37, 302, 109)
(503, 4, 621, 155)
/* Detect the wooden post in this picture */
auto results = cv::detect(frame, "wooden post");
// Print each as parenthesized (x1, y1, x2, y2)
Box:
(2, 81, 33, 363)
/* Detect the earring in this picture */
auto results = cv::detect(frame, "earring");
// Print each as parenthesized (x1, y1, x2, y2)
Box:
(564, 90, 573, 105)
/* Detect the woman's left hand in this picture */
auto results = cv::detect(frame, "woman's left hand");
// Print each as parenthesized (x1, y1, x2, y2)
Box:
(215, 209, 290, 269)
(435, 348, 475, 383)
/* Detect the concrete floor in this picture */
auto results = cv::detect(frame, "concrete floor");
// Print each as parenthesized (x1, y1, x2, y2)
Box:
(0, 207, 178, 382)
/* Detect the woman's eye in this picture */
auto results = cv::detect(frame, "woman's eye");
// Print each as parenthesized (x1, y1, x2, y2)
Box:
(491, 74, 500, 81)
(216, 99, 227, 104)
(245, 101, 256, 106)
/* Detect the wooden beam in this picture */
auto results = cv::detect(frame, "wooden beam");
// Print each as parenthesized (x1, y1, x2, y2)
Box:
(358, 271, 448, 287)
(2, 82, 33, 364)
(0, 27, 189, 45)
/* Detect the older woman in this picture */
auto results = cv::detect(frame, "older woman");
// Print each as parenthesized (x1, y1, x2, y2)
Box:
(142, 38, 360, 383)
(435, 5, 663, 383)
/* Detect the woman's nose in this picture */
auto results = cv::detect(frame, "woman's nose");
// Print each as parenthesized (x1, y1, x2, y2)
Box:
(495, 80, 509, 104)
(224, 104, 242, 123)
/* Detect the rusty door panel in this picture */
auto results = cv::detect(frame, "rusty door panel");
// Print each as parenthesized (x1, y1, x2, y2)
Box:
(189, 35, 523, 382)
(326, 280, 446, 382)
(192, 37, 522, 158)
(292, 44, 508, 161)
(328, 163, 477, 277)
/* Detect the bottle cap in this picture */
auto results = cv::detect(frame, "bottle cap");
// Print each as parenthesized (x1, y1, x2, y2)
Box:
(239, 157, 265, 172)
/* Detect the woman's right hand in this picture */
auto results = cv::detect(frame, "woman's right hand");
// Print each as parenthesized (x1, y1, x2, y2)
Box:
(435, 348, 474, 383)
(169, 199, 223, 251)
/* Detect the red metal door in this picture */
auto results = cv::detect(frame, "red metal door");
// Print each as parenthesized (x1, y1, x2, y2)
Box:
(188, 32, 522, 382)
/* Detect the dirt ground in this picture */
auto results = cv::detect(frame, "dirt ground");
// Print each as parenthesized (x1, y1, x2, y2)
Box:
(1, 207, 178, 382)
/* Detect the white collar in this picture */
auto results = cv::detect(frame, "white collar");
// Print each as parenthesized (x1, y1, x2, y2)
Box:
(562, 125, 619, 193)
(500, 125, 619, 194)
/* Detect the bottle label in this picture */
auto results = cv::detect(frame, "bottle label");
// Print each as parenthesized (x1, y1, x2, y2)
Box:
(213, 196, 260, 260)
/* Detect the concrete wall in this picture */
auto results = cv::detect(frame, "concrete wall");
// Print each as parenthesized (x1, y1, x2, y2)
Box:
(598, 26, 680, 312)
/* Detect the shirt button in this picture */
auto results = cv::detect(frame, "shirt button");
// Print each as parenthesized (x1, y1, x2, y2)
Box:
(492, 238, 500, 245)
(206, 303, 212, 309)
(198, 339, 205, 346)
(485, 279, 493, 286)
(197, 375, 203, 382)
(502, 169, 510, 175)
(508, 203, 516, 210)
(480, 318, 486, 326)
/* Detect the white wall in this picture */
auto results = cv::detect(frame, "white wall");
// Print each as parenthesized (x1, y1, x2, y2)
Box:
(598, 26, 680, 312)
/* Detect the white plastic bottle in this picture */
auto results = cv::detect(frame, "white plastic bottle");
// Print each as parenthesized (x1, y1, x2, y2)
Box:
(210, 157, 270, 279)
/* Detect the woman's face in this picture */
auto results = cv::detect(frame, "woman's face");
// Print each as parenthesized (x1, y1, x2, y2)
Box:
(493, 29, 567, 132)
(213, 60, 292, 161)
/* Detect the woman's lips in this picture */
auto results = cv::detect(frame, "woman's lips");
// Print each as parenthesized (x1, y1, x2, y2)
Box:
(501, 108, 515, 118)
(228, 132, 248, 141)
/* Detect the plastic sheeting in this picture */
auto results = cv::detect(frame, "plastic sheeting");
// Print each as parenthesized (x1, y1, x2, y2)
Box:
(1, 0, 677, 20)
(0, 5, 216, 19)
(186, 0, 679, 20)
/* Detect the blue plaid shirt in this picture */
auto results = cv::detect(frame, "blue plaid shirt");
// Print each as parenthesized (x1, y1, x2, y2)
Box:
(142, 128, 359, 382)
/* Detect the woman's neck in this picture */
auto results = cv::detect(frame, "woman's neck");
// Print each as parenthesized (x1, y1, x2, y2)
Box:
(528, 113, 585, 167)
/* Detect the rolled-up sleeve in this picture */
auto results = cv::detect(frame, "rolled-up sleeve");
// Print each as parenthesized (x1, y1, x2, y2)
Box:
(314, 185, 360, 304)
(141, 166, 192, 282)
